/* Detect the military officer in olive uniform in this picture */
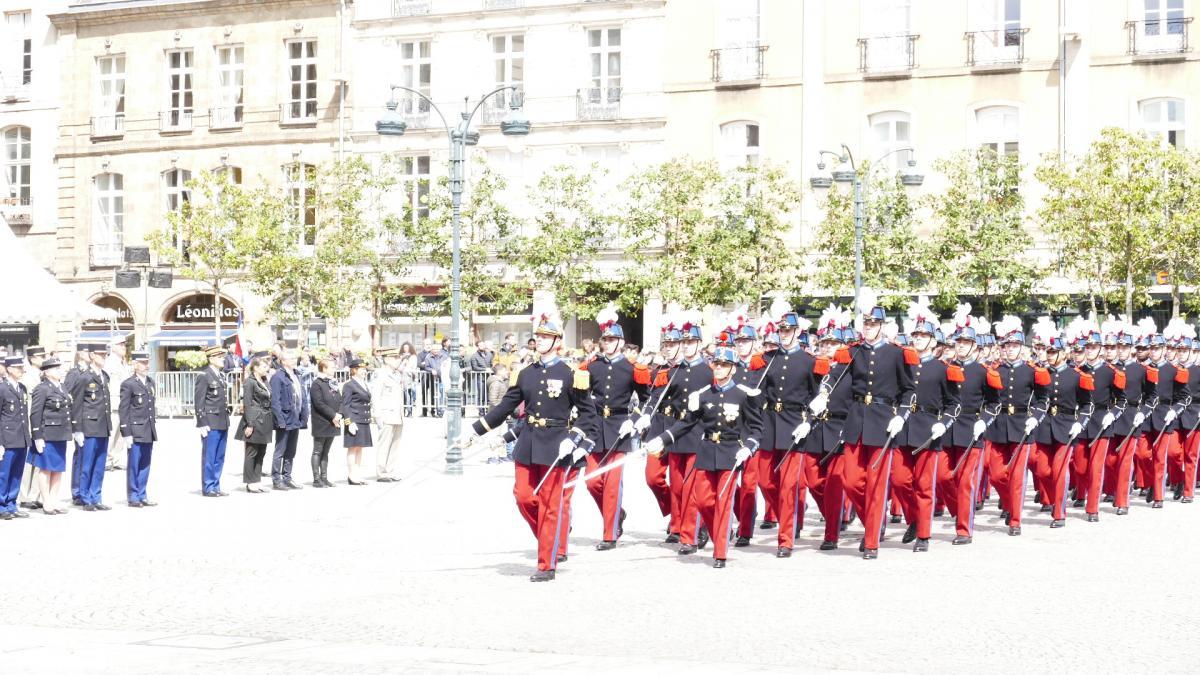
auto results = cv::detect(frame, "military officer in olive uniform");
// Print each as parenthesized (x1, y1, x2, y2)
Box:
(0, 356, 33, 519)
(118, 351, 157, 507)
(195, 345, 232, 497)
(72, 343, 113, 511)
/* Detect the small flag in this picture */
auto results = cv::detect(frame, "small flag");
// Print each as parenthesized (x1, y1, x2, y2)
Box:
(234, 311, 246, 359)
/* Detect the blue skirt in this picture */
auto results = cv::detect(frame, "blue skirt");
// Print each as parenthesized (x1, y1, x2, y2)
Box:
(29, 440, 67, 472)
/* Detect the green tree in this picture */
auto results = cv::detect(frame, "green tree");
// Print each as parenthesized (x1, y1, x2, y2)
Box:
(1158, 145, 1200, 317)
(925, 148, 1044, 318)
(1036, 127, 1165, 321)
(148, 170, 286, 344)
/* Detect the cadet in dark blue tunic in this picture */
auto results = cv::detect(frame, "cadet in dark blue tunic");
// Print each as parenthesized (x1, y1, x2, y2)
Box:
(0, 356, 32, 518)
(118, 351, 157, 507)
(29, 358, 73, 514)
(73, 343, 113, 511)
(340, 358, 373, 486)
(195, 345, 231, 497)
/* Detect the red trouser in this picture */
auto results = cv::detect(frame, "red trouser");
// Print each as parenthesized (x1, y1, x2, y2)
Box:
(938, 445, 983, 537)
(1135, 431, 1174, 501)
(1030, 442, 1073, 520)
(1103, 432, 1138, 508)
(514, 462, 571, 571)
(585, 451, 626, 541)
(987, 442, 1031, 527)
(1075, 437, 1109, 514)
(1167, 430, 1196, 496)
(756, 448, 781, 523)
(667, 453, 697, 535)
(691, 469, 737, 560)
(1184, 432, 1200, 499)
(891, 447, 939, 539)
(733, 449, 763, 537)
(802, 453, 845, 543)
(841, 442, 893, 551)
(776, 451, 807, 549)
(645, 449, 671, 516)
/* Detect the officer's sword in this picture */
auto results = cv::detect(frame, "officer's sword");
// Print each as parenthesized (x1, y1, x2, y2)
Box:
(598, 365, 681, 464)
(1004, 390, 1041, 474)
(953, 410, 998, 476)
(718, 453, 750, 501)
(1146, 397, 1192, 456)
(869, 407, 912, 472)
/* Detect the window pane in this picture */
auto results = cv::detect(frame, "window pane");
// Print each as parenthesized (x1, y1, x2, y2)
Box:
(609, 29, 621, 46)
(608, 54, 620, 76)
(290, 42, 301, 59)
(589, 30, 600, 47)
(513, 34, 524, 51)
(420, 41, 430, 58)
(1143, 101, 1161, 123)
(896, 120, 910, 141)
(746, 124, 759, 147)
(493, 36, 504, 52)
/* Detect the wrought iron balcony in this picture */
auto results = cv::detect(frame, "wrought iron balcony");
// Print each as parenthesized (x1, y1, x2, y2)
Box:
(710, 45, 767, 84)
(392, 0, 431, 17)
(90, 242, 125, 268)
(90, 114, 125, 139)
(858, 34, 919, 76)
(160, 109, 193, 133)
(484, 0, 522, 8)
(1126, 17, 1192, 57)
(209, 106, 244, 130)
(965, 28, 1028, 67)
(576, 87, 621, 121)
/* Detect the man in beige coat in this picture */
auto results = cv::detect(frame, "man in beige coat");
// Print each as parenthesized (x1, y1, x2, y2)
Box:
(372, 347, 406, 482)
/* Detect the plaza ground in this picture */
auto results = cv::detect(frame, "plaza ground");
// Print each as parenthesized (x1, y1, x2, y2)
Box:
(1, 418, 1198, 673)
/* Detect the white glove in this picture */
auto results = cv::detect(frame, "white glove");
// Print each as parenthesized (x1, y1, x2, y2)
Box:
(1165, 409, 1177, 424)
(634, 415, 652, 433)
(571, 444, 589, 463)
(1133, 412, 1146, 427)
(1024, 417, 1037, 434)
(557, 438, 575, 460)
(73, 432, 84, 446)
(199, 426, 210, 438)
(809, 393, 828, 416)
(1069, 422, 1082, 438)
(791, 422, 811, 443)
(618, 418, 635, 437)
(643, 437, 665, 456)
(1100, 412, 1115, 429)
(455, 431, 475, 448)
(930, 422, 947, 439)
(34, 439, 45, 453)
(886, 416, 904, 435)
(735, 447, 752, 465)
(973, 419, 987, 438)
(348, 422, 359, 435)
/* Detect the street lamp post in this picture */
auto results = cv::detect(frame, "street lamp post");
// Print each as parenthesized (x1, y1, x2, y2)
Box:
(376, 85, 530, 475)
(811, 144, 924, 308)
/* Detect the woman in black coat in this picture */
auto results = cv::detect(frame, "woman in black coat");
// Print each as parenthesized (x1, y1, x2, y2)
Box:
(309, 358, 343, 488)
(235, 357, 272, 493)
(340, 358, 372, 486)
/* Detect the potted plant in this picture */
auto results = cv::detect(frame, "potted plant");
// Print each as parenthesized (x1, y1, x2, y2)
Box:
(172, 350, 210, 372)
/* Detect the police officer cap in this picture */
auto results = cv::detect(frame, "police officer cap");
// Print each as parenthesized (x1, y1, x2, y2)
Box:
(204, 346, 227, 358)
(347, 358, 368, 369)
(3, 356, 24, 367)
(40, 357, 63, 371)
(75, 343, 91, 353)
(91, 342, 110, 354)
(377, 347, 400, 357)
(131, 351, 150, 362)
(25, 346, 45, 358)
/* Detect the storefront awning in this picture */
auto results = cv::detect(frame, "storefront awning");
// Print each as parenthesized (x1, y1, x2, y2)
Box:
(148, 329, 236, 346)
(77, 329, 134, 341)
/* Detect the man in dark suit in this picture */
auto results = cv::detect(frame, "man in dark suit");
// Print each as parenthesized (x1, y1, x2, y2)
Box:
(0, 356, 32, 519)
(270, 349, 310, 490)
(195, 345, 231, 497)
(118, 351, 157, 507)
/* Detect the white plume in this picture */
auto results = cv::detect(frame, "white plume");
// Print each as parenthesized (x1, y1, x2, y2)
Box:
(856, 286, 879, 316)
(883, 319, 899, 341)
(953, 303, 972, 329)
(1031, 316, 1058, 345)
(1136, 317, 1158, 338)
(993, 314, 1022, 339)
(768, 295, 792, 324)
(975, 316, 991, 336)
(1100, 317, 1124, 338)
(795, 316, 813, 333)
(1164, 317, 1188, 341)
(595, 303, 619, 328)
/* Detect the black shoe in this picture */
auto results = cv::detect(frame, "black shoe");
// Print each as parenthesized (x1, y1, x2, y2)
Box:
(285, 480, 302, 490)
(273, 482, 289, 491)
(529, 570, 555, 582)
(1184, 497, 1194, 504)
(12, 510, 29, 519)
(19, 501, 39, 509)
(776, 547, 792, 558)
(1008, 526, 1021, 536)
(952, 535, 972, 545)
(890, 514, 902, 524)
(665, 533, 680, 544)
(1146, 490, 1154, 504)
(1001, 511, 1011, 526)
(556, 554, 568, 563)
(82, 504, 97, 512)
(1086, 513, 1099, 522)
(974, 502, 983, 512)
(1050, 519, 1065, 528)
(1039, 504, 1051, 513)
(819, 540, 838, 551)
(1173, 484, 1183, 501)
(595, 540, 617, 551)
(697, 528, 710, 549)
(1103, 495, 1114, 503)
(94, 503, 111, 511)
(0, 512, 12, 520)
(203, 491, 219, 498)
(734, 536, 750, 547)
(713, 558, 726, 569)
(913, 538, 929, 552)
(678, 544, 697, 555)
(934, 507, 945, 517)
(313, 481, 327, 488)
(128, 501, 143, 508)
(377, 477, 393, 483)
(858, 539, 866, 553)
(1138, 487, 1148, 497)
(901, 524, 917, 544)
(72, 497, 84, 506)
(142, 500, 157, 507)
(862, 549, 878, 560)
(1152, 500, 1164, 509)
(618, 508, 627, 538)
(759, 520, 777, 530)
(348, 479, 366, 486)
(1072, 499, 1084, 508)
(1116, 507, 1129, 515)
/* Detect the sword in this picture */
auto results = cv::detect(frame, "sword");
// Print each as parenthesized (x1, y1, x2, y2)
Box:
(869, 406, 912, 472)
(953, 411, 997, 476)
(563, 446, 638, 489)
(1146, 398, 1190, 457)
(533, 448, 578, 495)
(718, 456, 748, 501)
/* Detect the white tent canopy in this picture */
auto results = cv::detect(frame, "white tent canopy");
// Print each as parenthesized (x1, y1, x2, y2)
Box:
(0, 225, 117, 323)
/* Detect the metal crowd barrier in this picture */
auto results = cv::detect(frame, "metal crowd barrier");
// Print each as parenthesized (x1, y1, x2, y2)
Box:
(153, 368, 494, 419)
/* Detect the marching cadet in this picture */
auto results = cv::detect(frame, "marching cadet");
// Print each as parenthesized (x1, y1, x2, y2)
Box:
(73, 343, 113, 511)
(456, 302, 597, 582)
(371, 347, 406, 483)
(1136, 319, 1188, 508)
(835, 288, 915, 560)
(644, 345, 764, 568)
(633, 314, 680, 526)
(582, 306, 649, 550)
(1074, 321, 1122, 520)
(939, 308, 999, 545)
(17, 346, 46, 510)
(1179, 337, 1200, 502)
(1029, 319, 1093, 528)
(195, 345, 232, 497)
(764, 300, 817, 558)
(661, 310, 713, 549)
(340, 358, 373, 486)
(66, 342, 90, 506)
(0, 356, 32, 519)
(118, 351, 157, 507)
(1163, 321, 1198, 502)
(727, 312, 770, 547)
(985, 316, 1049, 536)
(1105, 323, 1148, 514)
(29, 357, 73, 515)
(893, 301, 961, 552)
(801, 309, 853, 551)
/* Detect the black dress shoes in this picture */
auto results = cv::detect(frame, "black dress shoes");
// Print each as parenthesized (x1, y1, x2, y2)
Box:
(890, 514, 902, 524)
(82, 504, 97, 512)
(819, 541, 838, 551)
(1086, 513, 1099, 522)
(595, 540, 617, 551)
(273, 482, 289, 491)
(284, 480, 302, 490)
(712, 559, 726, 569)
(94, 504, 111, 511)
(529, 570, 555, 582)
(862, 549, 878, 560)
(1008, 526, 1021, 536)
(1152, 500, 1164, 509)
(775, 547, 791, 558)
(952, 535, 972, 545)
(128, 501, 144, 508)
(677, 544, 697, 555)
(1050, 519, 1065, 528)
(759, 520, 777, 530)
(665, 533, 680, 544)
(1115, 507, 1129, 515)
(734, 536, 750, 547)
(697, 528, 710, 549)
(556, 554, 568, 563)
(912, 538, 929, 552)
(901, 524, 917, 544)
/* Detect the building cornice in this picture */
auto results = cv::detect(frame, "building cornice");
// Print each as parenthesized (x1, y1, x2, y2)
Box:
(49, 0, 341, 28)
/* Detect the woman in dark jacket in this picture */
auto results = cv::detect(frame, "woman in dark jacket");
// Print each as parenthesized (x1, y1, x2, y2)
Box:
(309, 358, 343, 488)
(235, 357, 272, 493)
(340, 358, 372, 486)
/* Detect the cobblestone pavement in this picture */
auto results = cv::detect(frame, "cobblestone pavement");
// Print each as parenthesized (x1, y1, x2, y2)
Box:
(2, 419, 1199, 673)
